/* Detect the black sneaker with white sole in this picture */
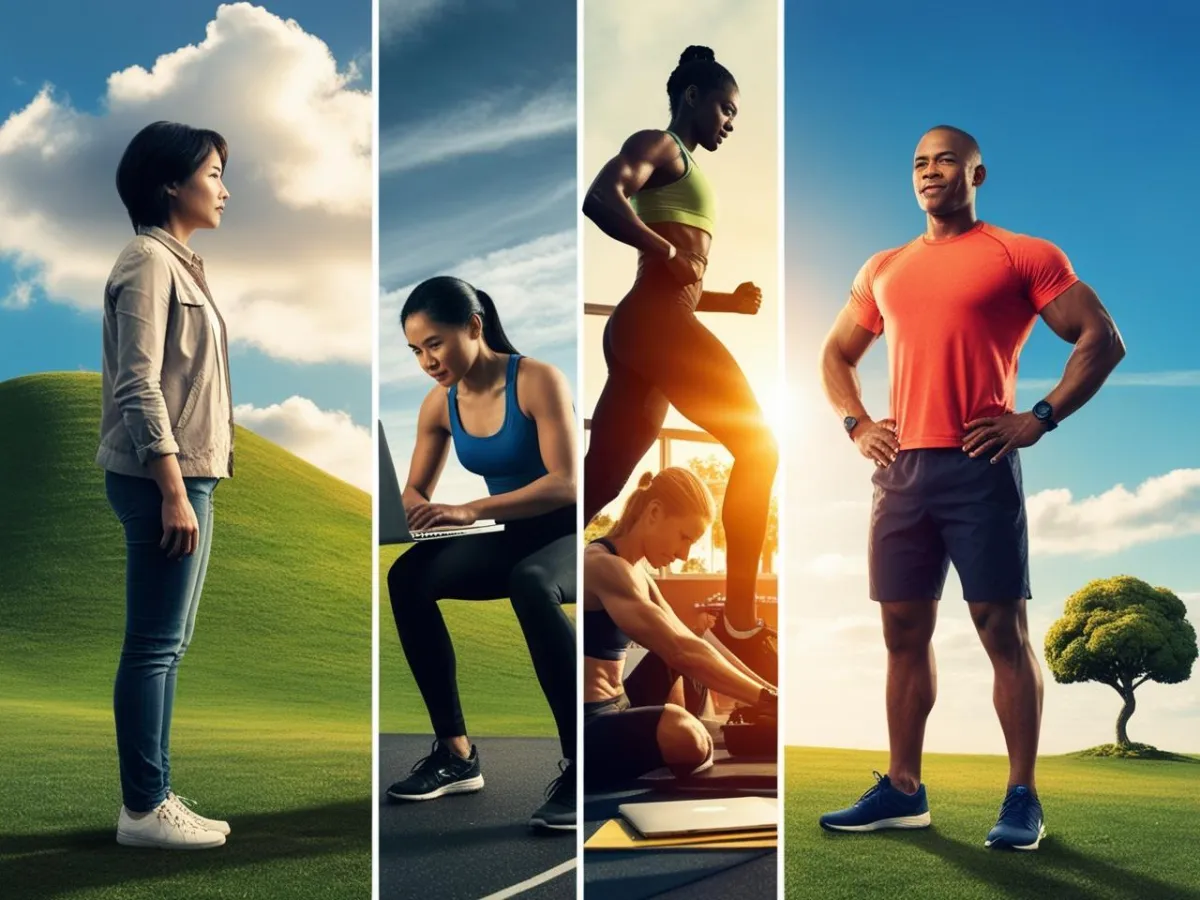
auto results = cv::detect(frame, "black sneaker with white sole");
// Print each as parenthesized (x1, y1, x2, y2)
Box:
(386, 741, 484, 802)
(529, 760, 576, 831)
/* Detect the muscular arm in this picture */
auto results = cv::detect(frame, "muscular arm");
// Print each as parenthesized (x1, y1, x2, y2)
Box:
(582, 130, 679, 260)
(402, 387, 452, 509)
(820, 307, 881, 427)
(593, 556, 766, 707)
(696, 291, 739, 313)
(465, 360, 577, 521)
(1035, 281, 1126, 421)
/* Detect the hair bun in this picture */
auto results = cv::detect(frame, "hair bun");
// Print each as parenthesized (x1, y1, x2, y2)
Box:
(679, 45, 715, 65)
(637, 472, 655, 490)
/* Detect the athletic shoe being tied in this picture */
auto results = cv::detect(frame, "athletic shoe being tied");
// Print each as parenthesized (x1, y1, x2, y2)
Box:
(985, 785, 1045, 851)
(529, 759, 576, 831)
(116, 799, 226, 849)
(386, 740, 484, 801)
(819, 771, 931, 832)
(710, 613, 778, 685)
(168, 792, 231, 836)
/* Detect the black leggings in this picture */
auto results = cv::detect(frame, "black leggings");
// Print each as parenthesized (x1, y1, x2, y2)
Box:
(583, 263, 778, 608)
(582, 651, 709, 791)
(388, 507, 577, 759)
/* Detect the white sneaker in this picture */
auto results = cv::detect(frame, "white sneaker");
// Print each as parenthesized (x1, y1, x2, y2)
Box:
(168, 792, 232, 836)
(116, 799, 226, 849)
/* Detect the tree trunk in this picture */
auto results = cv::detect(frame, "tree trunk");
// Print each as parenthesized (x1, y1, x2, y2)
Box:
(1116, 688, 1136, 747)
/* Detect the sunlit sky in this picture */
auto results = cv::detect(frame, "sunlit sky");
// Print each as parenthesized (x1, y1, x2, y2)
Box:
(582, 0, 781, 532)
(378, 0, 576, 507)
(782, 1, 1200, 755)
(0, 1, 372, 489)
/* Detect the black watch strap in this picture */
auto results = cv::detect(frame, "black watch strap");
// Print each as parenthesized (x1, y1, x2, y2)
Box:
(1032, 400, 1058, 431)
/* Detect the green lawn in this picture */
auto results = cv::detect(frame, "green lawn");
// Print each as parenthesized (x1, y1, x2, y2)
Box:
(785, 746, 1200, 900)
(0, 373, 371, 900)
(378, 546, 576, 736)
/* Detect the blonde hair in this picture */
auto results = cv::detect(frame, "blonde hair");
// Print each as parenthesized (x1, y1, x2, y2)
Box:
(609, 467, 716, 538)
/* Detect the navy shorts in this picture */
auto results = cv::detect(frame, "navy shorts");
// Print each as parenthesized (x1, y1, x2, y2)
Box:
(868, 448, 1030, 603)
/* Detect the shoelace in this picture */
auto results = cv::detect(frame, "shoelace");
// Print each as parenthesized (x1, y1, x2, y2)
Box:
(544, 759, 574, 801)
(157, 798, 204, 833)
(855, 771, 889, 805)
(998, 789, 1035, 825)
(409, 740, 450, 775)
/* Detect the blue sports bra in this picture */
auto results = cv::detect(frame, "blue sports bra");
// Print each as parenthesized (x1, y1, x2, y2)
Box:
(584, 538, 631, 661)
(449, 354, 547, 496)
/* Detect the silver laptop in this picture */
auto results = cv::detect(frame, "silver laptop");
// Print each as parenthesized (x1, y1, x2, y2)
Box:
(378, 420, 503, 545)
(618, 796, 778, 838)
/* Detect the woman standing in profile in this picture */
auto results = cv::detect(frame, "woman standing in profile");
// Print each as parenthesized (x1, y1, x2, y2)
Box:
(98, 121, 235, 849)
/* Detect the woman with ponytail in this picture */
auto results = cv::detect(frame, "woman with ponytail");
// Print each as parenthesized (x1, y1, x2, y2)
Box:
(582, 468, 777, 792)
(385, 276, 578, 832)
(582, 45, 779, 683)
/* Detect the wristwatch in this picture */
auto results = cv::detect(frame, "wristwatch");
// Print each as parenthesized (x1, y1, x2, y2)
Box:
(1032, 400, 1058, 431)
(759, 686, 778, 707)
(843, 415, 859, 438)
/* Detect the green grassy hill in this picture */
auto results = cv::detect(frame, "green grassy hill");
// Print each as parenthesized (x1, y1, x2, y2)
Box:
(785, 746, 1200, 900)
(0, 372, 371, 900)
(379, 546, 575, 737)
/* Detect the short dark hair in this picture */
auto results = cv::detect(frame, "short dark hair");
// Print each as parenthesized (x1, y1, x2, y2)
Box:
(666, 46, 737, 116)
(926, 124, 981, 163)
(115, 121, 228, 231)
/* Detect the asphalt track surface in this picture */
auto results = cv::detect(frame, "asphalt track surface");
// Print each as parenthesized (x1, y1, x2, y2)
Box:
(583, 730, 777, 900)
(381, 734, 575, 900)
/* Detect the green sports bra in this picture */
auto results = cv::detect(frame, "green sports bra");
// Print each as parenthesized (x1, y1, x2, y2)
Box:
(631, 130, 717, 237)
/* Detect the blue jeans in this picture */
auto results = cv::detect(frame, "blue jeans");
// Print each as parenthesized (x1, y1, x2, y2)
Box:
(106, 471, 218, 812)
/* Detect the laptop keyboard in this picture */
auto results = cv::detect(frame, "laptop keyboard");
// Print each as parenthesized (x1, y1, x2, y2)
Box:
(413, 527, 479, 539)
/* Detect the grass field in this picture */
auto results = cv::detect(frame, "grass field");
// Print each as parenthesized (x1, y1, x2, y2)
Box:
(378, 546, 575, 737)
(0, 373, 371, 900)
(785, 746, 1200, 900)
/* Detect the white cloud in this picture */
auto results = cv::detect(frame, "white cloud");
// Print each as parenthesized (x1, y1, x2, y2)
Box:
(2, 278, 34, 310)
(1028, 469, 1200, 556)
(379, 229, 577, 387)
(380, 85, 575, 176)
(0, 3, 371, 365)
(1020, 370, 1200, 390)
(234, 396, 369, 491)
(800, 553, 866, 579)
(379, 0, 454, 43)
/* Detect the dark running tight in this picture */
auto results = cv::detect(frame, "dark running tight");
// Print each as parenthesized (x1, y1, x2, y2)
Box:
(584, 268, 778, 624)
(388, 507, 577, 759)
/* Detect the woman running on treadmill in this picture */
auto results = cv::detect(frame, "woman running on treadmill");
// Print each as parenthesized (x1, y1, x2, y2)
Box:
(582, 46, 778, 681)
(385, 276, 577, 832)
(583, 468, 777, 792)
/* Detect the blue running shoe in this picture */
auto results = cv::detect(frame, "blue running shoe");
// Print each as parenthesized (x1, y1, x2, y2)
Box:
(985, 785, 1045, 850)
(819, 771, 931, 832)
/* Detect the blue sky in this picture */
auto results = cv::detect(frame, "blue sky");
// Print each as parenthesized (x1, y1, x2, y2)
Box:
(0, 2, 373, 487)
(378, 0, 576, 506)
(782, 0, 1200, 753)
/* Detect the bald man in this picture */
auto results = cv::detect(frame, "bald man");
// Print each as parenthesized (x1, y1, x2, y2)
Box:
(816, 126, 1125, 850)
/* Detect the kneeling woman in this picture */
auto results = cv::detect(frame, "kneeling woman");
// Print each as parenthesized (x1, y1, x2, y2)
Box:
(583, 468, 776, 792)
(386, 276, 577, 831)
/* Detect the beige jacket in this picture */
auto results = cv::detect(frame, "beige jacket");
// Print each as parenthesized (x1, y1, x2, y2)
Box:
(97, 226, 235, 479)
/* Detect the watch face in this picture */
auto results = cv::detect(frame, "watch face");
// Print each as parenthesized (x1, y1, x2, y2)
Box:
(1033, 401, 1052, 420)
(843, 416, 858, 433)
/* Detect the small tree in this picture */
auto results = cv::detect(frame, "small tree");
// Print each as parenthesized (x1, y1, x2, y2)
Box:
(680, 557, 707, 574)
(584, 513, 614, 544)
(1044, 575, 1197, 748)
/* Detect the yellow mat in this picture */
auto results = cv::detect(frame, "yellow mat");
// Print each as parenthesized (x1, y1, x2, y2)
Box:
(584, 818, 777, 851)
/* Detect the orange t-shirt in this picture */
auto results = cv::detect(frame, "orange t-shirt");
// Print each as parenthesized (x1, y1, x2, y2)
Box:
(847, 221, 1079, 450)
